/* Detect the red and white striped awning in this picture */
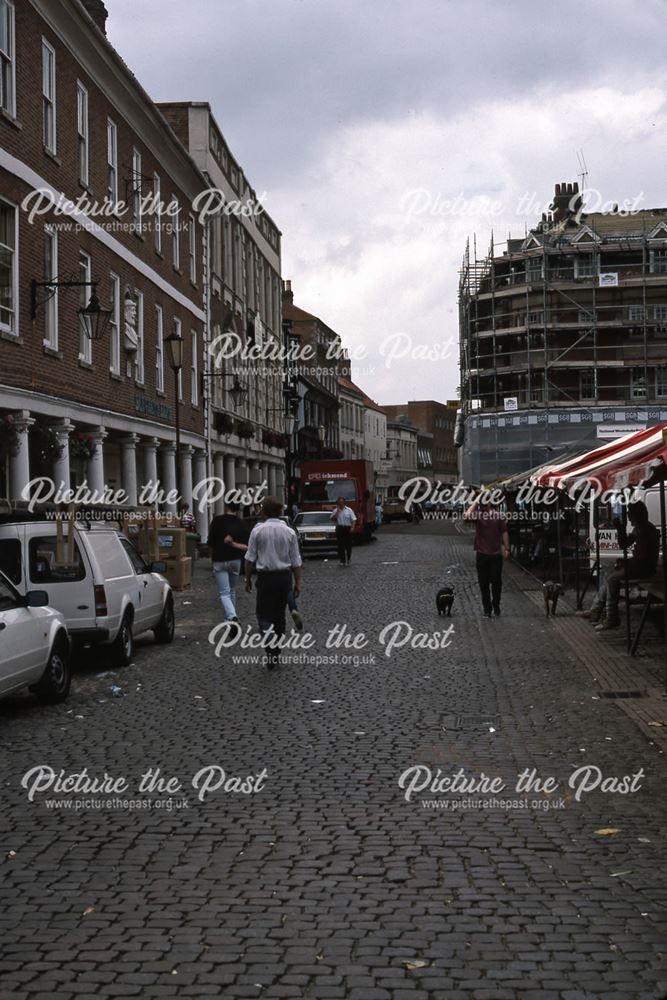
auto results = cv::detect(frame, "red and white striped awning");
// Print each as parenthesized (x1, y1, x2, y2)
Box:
(532, 423, 667, 493)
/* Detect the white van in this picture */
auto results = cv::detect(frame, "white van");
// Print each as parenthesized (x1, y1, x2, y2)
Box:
(0, 519, 174, 666)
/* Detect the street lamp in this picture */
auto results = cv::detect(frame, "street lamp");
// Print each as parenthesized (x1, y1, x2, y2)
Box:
(229, 375, 246, 409)
(165, 329, 183, 500)
(30, 279, 112, 340)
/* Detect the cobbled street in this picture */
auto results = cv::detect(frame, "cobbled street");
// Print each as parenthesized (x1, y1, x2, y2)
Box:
(1, 521, 667, 1000)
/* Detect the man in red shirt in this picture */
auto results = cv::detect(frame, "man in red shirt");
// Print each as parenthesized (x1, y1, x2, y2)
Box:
(464, 494, 510, 618)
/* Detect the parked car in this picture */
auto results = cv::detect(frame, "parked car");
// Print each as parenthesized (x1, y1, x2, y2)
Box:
(293, 511, 338, 553)
(382, 497, 412, 523)
(0, 569, 71, 702)
(0, 520, 174, 667)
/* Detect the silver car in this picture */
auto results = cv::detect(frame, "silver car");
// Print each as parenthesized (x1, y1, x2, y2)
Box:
(293, 512, 338, 553)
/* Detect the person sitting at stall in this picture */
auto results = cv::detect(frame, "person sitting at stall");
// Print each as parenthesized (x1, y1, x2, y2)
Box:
(585, 501, 659, 631)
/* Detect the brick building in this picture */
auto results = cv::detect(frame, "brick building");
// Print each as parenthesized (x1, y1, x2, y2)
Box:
(380, 400, 458, 483)
(0, 0, 209, 524)
(281, 280, 346, 463)
(158, 102, 287, 501)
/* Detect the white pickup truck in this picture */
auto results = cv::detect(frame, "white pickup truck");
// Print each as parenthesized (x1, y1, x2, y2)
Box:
(0, 519, 174, 666)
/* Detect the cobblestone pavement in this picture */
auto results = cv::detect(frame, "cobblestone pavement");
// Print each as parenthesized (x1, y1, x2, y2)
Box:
(1, 522, 667, 1000)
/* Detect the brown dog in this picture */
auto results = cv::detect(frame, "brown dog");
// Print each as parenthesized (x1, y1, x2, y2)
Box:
(543, 581, 563, 618)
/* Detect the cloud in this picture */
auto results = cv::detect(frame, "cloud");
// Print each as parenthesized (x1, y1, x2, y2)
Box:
(106, 0, 667, 402)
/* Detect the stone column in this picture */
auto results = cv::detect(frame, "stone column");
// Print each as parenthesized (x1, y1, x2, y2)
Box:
(87, 427, 107, 498)
(214, 452, 226, 515)
(248, 460, 261, 486)
(52, 419, 74, 495)
(140, 437, 160, 503)
(180, 444, 194, 512)
(224, 455, 236, 494)
(236, 458, 248, 490)
(268, 464, 277, 496)
(120, 433, 140, 506)
(192, 448, 207, 535)
(160, 442, 177, 513)
(10, 410, 35, 501)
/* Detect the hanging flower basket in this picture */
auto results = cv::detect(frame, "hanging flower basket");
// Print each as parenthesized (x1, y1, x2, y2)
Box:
(235, 420, 255, 440)
(262, 429, 288, 449)
(70, 434, 95, 460)
(213, 412, 235, 435)
(0, 414, 19, 460)
(33, 426, 64, 464)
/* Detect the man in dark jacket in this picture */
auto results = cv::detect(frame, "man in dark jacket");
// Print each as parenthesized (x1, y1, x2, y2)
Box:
(207, 503, 250, 623)
(593, 501, 660, 631)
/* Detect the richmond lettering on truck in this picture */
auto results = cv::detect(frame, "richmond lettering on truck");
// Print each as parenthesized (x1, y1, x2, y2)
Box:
(299, 460, 376, 542)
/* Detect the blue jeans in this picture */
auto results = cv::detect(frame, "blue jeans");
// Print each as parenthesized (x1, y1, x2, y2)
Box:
(213, 560, 241, 620)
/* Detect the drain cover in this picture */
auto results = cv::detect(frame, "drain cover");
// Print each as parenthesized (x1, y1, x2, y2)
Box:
(442, 713, 501, 731)
(599, 691, 645, 699)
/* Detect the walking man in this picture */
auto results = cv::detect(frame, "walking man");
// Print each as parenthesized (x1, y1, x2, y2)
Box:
(208, 502, 250, 624)
(464, 493, 510, 618)
(244, 496, 302, 668)
(330, 496, 357, 565)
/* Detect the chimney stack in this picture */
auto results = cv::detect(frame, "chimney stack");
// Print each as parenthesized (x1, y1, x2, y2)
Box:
(80, 0, 108, 34)
(550, 180, 582, 223)
(282, 279, 293, 304)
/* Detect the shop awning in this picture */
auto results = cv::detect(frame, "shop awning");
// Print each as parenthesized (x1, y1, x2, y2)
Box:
(533, 423, 667, 492)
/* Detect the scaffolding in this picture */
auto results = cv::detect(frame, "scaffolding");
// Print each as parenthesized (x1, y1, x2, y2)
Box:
(459, 206, 667, 417)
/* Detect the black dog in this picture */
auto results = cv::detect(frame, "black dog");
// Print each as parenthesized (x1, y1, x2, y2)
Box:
(436, 586, 455, 616)
(543, 580, 563, 618)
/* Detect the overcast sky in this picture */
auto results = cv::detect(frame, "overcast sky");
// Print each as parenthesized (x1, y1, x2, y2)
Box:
(108, 0, 667, 405)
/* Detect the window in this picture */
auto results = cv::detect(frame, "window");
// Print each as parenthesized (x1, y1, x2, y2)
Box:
(42, 39, 56, 153)
(172, 197, 180, 269)
(0, 572, 19, 610)
(188, 213, 196, 283)
(77, 81, 88, 185)
(578, 309, 594, 325)
(78, 251, 91, 363)
(628, 305, 645, 322)
(657, 366, 667, 398)
(529, 373, 543, 403)
(580, 369, 597, 401)
(526, 310, 544, 325)
(0, 200, 16, 334)
(135, 289, 144, 383)
(574, 253, 595, 278)
(0, 0, 15, 116)
(0, 537, 21, 584)
(106, 119, 117, 203)
(109, 272, 120, 375)
(153, 173, 162, 254)
(650, 249, 667, 274)
(190, 328, 198, 405)
(631, 368, 648, 400)
(43, 227, 57, 349)
(119, 536, 148, 574)
(29, 536, 85, 583)
(174, 318, 182, 399)
(526, 256, 543, 281)
(132, 148, 142, 231)
(155, 304, 164, 391)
